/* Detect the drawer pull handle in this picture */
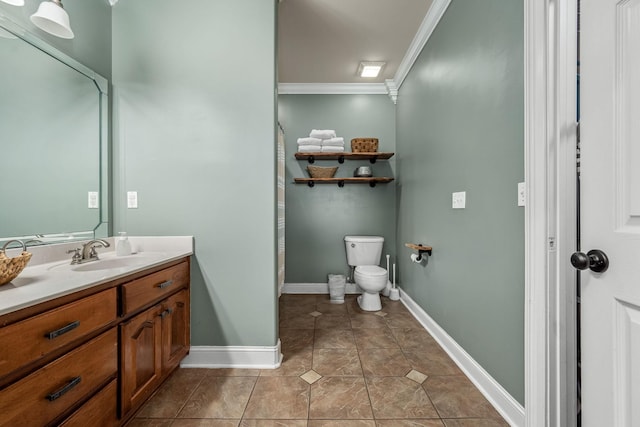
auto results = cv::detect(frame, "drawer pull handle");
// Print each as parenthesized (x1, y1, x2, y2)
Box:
(157, 280, 174, 289)
(45, 321, 80, 340)
(46, 376, 81, 401)
(159, 308, 173, 319)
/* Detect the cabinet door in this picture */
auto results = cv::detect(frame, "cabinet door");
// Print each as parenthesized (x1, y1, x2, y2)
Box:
(119, 304, 162, 417)
(161, 289, 190, 373)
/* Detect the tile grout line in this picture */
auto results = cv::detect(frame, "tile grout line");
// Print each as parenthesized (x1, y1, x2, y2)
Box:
(141, 369, 208, 423)
(350, 301, 377, 423)
(238, 371, 261, 422)
(307, 299, 319, 422)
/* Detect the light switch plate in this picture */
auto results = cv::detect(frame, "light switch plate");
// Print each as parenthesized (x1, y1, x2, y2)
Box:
(127, 191, 138, 209)
(518, 182, 525, 206)
(88, 191, 99, 209)
(452, 191, 466, 209)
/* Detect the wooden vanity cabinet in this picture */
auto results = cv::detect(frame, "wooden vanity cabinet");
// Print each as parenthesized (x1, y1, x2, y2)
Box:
(0, 256, 191, 427)
(60, 379, 119, 427)
(0, 328, 118, 427)
(0, 288, 117, 385)
(119, 261, 191, 420)
(120, 303, 164, 417)
(162, 289, 190, 371)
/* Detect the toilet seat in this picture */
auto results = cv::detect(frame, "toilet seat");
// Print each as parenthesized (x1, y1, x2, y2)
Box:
(355, 265, 387, 277)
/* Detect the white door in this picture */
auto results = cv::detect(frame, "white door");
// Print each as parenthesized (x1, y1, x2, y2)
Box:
(580, 0, 640, 425)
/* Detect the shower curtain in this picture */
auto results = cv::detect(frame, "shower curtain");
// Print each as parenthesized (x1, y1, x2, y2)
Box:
(277, 123, 285, 296)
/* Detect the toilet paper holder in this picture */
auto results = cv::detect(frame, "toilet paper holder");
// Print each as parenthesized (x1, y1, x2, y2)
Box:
(405, 243, 433, 261)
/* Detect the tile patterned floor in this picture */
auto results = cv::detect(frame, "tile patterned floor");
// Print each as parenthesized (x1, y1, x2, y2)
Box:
(128, 294, 509, 427)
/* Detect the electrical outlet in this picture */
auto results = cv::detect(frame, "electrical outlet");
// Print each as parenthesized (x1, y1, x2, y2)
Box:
(452, 191, 466, 209)
(127, 191, 138, 209)
(88, 192, 99, 209)
(518, 182, 525, 206)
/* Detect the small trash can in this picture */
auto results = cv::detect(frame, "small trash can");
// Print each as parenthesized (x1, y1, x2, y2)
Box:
(328, 274, 346, 304)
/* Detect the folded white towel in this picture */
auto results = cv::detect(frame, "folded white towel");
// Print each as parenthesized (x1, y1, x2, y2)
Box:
(321, 146, 345, 153)
(298, 145, 322, 153)
(321, 137, 345, 146)
(310, 129, 337, 139)
(297, 137, 323, 145)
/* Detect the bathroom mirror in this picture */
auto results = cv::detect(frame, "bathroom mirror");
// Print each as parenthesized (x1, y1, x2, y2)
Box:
(0, 14, 108, 247)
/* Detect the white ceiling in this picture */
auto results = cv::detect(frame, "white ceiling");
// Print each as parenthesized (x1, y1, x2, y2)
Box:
(277, 0, 434, 84)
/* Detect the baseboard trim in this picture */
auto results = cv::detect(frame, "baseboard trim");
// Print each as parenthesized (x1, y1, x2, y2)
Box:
(282, 282, 359, 294)
(399, 288, 525, 427)
(180, 340, 282, 369)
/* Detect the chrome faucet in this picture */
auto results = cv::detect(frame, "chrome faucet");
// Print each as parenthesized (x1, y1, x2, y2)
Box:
(68, 239, 111, 265)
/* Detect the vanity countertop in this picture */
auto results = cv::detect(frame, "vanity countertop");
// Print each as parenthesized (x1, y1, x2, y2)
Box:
(0, 236, 193, 317)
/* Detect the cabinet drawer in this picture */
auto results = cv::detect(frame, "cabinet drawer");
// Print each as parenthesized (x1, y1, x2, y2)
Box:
(0, 288, 117, 379)
(0, 328, 117, 427)
(121, 261, 188, 315)
(60, 379, 118, 427)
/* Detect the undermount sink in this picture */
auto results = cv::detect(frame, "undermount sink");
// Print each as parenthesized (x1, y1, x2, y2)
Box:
(47, 253, 163, 273)
(71, 256, 152, 272)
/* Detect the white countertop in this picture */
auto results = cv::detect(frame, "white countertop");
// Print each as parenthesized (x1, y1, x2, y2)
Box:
(0, 236, 194, 316)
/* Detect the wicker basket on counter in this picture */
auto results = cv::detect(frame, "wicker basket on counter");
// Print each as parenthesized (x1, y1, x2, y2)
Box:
(0, 240, 32, 286)
(351, 138, 379, 153)
(307, 165, 338, 178)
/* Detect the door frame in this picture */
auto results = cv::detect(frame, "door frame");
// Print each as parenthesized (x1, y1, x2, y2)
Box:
(524, 0, 578, 426)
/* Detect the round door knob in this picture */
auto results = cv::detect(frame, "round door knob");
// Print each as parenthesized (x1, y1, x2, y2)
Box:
(571, 249, 609, 273)
(570, 252, 589, 269)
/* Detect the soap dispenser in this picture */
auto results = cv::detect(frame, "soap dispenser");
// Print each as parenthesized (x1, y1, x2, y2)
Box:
(116, 232, 132, 256)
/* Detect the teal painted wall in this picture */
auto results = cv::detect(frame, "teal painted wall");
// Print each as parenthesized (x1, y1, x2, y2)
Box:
(396, 0, 525, 403)
(112, 0, 278, 346)
(278, 95, 396, 283)
(0, 0, 111, 79)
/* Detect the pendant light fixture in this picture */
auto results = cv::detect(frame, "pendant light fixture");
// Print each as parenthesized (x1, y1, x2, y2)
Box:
(0, 0, 25, 6)
(30, 0, 74, 39)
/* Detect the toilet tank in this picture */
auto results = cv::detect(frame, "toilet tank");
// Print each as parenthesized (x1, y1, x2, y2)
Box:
(344, 236, 384, 267)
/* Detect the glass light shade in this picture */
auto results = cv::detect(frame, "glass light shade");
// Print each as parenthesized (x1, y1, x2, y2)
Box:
(0, 0, 25, 6)
(30, 1, 74, 39)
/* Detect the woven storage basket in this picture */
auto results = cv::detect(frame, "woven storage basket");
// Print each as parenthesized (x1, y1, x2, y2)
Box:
(351, 138, 379, 153)
(0, 251, 32, 286)
(307, 165, 338, 178)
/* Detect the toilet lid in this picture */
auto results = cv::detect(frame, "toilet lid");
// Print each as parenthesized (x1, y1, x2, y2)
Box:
(355, 265, 387, 277)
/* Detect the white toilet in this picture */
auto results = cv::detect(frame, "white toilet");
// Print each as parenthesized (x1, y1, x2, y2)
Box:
(344, 236, 388, 311)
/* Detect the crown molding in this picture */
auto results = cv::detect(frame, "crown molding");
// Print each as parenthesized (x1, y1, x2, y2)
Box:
(278, 83, 388, 95)
(385, 79, 398, 104)
(393, 0, 452, 90)
(277, 0, 451, 103)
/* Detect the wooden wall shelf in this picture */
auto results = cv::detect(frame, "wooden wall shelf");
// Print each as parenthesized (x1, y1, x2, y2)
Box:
(405, 243, 433, 257)
(295, 152, 394, 164)
(294, 177, 394, 188)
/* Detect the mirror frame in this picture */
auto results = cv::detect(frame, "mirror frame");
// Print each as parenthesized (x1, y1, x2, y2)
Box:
(0, 12, 109, 247)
